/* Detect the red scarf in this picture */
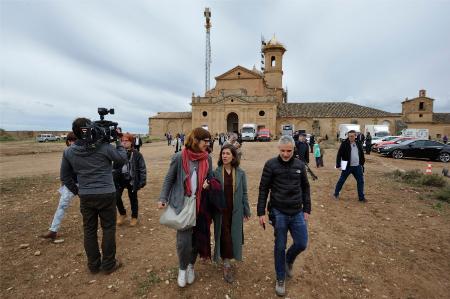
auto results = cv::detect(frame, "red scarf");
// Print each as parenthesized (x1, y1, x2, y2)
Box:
(182, 148, 209, 213)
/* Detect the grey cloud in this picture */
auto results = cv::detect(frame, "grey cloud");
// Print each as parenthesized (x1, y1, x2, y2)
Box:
(1, 0, 449, 133)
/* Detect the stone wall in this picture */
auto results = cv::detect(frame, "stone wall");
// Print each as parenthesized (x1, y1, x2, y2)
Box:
(148, 118, 191, 137)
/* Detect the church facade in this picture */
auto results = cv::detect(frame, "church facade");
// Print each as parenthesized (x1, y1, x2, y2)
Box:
(149, 38, 450, 140)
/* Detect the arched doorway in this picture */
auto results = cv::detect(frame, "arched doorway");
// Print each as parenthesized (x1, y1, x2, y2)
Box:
(227, 112, 239, 133)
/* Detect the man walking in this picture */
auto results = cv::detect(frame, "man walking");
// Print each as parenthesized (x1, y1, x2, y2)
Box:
(257, 135, 311, 297)
(309, 134, 315, 153)
(61, 118, 127, 274)
(295, 133, 309, 164)
(365, 132, 372, 155)
(333, 130, 366, 202)
(41, 132, 78, 240)
(134, 134, 143, 152)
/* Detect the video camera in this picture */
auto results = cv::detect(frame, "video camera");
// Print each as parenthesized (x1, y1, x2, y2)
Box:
(80, 108, 120, 145)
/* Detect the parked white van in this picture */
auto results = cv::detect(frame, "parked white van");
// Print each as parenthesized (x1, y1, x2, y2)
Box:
(36, 134, 58, 142)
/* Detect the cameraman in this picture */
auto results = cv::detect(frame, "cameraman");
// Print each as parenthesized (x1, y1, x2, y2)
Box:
(60, 117, 127, 274)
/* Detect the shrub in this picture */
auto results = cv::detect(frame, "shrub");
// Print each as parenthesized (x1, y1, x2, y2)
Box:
(433, 186, 450, 202)
(418, 174, 447, 188)
(0, 135, 15, 142)
(389, 169, 447, 188)
(401, 169, 423, 183)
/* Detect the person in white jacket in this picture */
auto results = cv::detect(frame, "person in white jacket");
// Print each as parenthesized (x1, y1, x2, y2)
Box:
(172, 133, 183, 153)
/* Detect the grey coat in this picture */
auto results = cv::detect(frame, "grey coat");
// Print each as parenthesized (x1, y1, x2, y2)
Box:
(159, 152, 213, 214)
(213, 166, 251, 262)
(61, 141, 127, 195)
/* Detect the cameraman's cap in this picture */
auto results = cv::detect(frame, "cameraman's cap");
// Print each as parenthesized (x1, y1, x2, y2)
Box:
(300, 133, 307, 137)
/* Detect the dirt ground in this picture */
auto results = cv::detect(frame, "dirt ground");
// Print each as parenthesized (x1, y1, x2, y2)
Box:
(0, 140, 449, 298)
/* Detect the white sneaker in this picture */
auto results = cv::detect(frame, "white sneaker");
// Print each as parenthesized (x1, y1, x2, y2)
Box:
(275, 280, 286, 297)
(177, 269, 186, 288)
(186, 264, 195, 284)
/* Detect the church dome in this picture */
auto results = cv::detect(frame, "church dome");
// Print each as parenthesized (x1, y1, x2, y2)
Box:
(263, 35, 286, 52)
(268, 35, 283, 46)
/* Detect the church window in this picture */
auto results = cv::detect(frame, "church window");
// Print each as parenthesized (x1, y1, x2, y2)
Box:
(271, 56, 276, 67)
(419, 102, 424, 110)
(237, 72, 241, 76)
(419, 114, 423, 118)
(259, 110, 265, 116)
(202, 111, 208, 117)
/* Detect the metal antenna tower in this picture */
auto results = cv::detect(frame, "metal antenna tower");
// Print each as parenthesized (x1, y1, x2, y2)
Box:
(204, 7, 212, 93)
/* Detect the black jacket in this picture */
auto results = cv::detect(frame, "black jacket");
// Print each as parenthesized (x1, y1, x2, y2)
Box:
(295, 141, 310, 163)
(257, 155, 311, 216)
(336, 139, 365, 168)
(113, 149, 147, 192)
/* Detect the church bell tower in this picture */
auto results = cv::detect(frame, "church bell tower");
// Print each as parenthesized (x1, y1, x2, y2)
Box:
(262, 35, 286, 90)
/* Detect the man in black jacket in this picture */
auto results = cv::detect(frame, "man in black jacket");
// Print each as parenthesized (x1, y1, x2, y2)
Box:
(309, 134, 315, 153)
(333, 130, 366, 202)
(61, 118, 127, 274)
(295, 133, 310, 164)
(257, 135, 311, 297)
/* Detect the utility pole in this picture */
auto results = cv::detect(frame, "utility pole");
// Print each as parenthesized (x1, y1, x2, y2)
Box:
(204, 7, 212, 94)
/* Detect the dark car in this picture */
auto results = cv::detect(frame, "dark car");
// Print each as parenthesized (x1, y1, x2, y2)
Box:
(379, 139, 450, 162)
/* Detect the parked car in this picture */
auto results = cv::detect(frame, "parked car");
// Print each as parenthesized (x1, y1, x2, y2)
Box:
(36, 134, 59, 142)
(373, 137, 414, 152)
(370, 136, 386, 145)
(363, 136, 384, 149)
(378, 139, 450, 162)
(257, 129, 271, 142)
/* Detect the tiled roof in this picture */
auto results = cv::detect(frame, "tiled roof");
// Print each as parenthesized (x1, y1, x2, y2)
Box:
(433, 113, 450, 124)
(277, 102, 398, 118)
(150, 112, 192, 119)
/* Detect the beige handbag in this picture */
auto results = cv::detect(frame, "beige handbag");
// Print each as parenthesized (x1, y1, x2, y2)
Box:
(159, 195, 196, 230)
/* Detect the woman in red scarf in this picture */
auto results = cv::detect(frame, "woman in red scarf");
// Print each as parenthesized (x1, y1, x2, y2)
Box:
(158, 127, 212, 288)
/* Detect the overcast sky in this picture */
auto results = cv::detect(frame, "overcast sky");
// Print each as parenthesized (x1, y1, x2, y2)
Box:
(1, 0, 449, 133)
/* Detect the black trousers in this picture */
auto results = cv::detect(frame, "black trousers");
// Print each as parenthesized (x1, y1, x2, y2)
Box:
(79, 192, 117, 272)
(116, 183, 139, 218)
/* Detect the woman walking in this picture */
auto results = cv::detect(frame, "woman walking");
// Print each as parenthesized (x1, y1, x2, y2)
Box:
(213, 144, 251, 283)
(158, 128, 213, 288)
(114, 133, 147, 226)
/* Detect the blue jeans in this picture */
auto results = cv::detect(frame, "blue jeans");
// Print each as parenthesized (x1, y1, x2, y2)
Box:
(334, 165, 365, 200)
(49, 185, 76, 232)
(271, 208, 308, 281)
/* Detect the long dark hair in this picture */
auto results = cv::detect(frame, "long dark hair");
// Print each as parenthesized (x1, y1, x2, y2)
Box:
(218, 144, 240, 168)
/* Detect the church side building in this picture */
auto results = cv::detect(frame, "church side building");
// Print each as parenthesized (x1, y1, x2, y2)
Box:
(149, 37, 450, 140)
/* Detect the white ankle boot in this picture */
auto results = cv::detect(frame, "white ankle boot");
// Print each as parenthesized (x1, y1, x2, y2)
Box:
(177, 269, 186, 287)
(186, 264, 195, 284)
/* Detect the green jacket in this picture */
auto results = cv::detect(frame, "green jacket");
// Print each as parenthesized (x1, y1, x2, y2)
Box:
(213, 166, 251, 262)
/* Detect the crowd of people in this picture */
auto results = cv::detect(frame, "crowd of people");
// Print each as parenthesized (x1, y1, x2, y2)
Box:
(41, 120, 372, 297)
